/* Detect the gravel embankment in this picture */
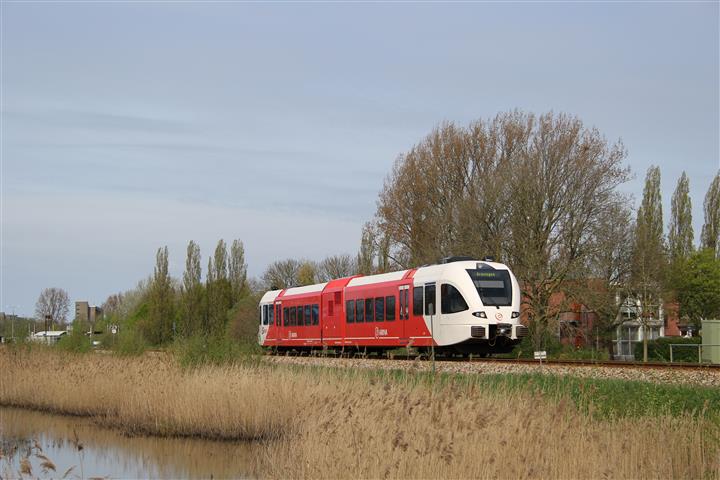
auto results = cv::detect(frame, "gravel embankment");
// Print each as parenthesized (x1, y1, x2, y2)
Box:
(266, 355, 720, 387)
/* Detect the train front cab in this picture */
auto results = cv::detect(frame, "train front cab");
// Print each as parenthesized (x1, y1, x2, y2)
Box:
(412, 261, 527, 355)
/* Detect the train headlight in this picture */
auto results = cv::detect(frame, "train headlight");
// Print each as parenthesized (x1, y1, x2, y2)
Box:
(472, 311, 487, 319)
(511, 311, 520, 319)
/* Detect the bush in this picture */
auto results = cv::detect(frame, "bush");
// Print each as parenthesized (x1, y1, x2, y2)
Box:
(634, 337, 702, 363)
(171, 334, 260, 368)
(56, 329, 92, 353)
(113, 327, 149, 356)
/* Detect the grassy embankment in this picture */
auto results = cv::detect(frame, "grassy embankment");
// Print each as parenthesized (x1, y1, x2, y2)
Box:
(1, 345, 718, 479)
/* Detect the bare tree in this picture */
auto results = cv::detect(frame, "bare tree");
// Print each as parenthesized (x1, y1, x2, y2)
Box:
(262, 259, 302, 289)
(317, 254, 357, 281)
(35, 288, 70, 329)
(372, 111, 631, 348)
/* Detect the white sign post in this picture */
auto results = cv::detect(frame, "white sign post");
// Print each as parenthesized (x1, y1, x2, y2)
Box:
(534, 350, 547, 363)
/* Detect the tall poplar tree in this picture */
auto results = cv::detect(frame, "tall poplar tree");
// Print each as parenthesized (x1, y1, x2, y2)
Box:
(701, 171, 720, 257)
(631, 166, 666, 362)
(229, 239, 248, 302)
(181, 240, 204, 337)
(207, 239, 232, 335)
(668, 171, 694, 262)
(145, 246, 174, 345)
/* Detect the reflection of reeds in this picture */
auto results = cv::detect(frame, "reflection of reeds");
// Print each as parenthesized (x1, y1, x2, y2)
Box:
(1, 347, 718, 479)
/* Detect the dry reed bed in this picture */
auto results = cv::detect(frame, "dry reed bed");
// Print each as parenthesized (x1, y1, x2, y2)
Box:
(1, 347, 718, 479)
(0, 348, 296, 441)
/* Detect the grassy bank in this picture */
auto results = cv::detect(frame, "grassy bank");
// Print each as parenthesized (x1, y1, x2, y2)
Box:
(1, 346, 718, 479)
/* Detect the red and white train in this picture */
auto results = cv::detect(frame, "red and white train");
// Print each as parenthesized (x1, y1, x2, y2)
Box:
(258, 257, 528, 356)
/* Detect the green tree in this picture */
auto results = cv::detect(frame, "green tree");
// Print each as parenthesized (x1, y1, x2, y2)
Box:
(297, 261, 318, 286)
(181, 240, 204, 337)
(143, 246, 175, 345)
(630, 166, 667, 362)
(229, 239, 248, 302)
(674, 249, 720, 325)
(701, 171, 720, 257)
(668, 171, 694, 262)
(357, 223, 376, 275)
(207, 240, 232, 335)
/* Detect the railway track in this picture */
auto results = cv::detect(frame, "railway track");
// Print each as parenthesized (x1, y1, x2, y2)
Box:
(269, 350, 720, 371)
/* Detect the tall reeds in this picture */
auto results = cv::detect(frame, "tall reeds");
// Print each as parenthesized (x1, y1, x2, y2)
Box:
(1, 346, 718, 479)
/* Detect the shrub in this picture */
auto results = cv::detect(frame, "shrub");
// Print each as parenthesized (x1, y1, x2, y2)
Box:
(172, 334, 260, 368)
(634, 337, 702, 363)
(56, 329, 92, 353)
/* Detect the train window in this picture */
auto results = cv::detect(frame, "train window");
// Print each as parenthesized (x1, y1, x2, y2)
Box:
(466, 268, 512, 307)
(356, 299, 364, 323)
(346, 300, 355, 323)
(365, 298, 374, 322)
(297, 305, 305, 326)
(386, 296, 395, 321)
(375, 297, 385, 322)
(424, 283, 436, 316)
(268, 304, 274, 325)
(413, 287, 423, 316)
(312, 304, 319, 325)
(404, 290, 410, 319)
(283, 307, 289, 327)
(290, 307, 297, 326)
(276, 305, 281, 326)
(261, 305, 266, 325)
(441, 284, 469, 314)
(304, 305, 311, 326)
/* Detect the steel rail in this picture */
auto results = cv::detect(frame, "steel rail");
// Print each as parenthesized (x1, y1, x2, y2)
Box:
(267, 350, 720, 371)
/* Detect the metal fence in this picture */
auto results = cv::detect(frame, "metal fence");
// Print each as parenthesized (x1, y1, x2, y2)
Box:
(668, 344, 720, 363)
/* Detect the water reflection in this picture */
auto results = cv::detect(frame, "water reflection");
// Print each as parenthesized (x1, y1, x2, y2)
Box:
(0, 407, 260, 479)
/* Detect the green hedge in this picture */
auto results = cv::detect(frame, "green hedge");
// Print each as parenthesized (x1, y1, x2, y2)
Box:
(634, 337, 702, 363)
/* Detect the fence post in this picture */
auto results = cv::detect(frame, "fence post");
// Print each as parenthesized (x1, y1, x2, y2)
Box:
(670, 345, 673, 363)
(699, 345, 702, 364)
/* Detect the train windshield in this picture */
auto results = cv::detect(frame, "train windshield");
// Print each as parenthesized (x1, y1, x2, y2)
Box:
(466, 269, 512, 307)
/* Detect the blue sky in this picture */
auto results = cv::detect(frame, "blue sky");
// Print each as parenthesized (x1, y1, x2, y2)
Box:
(2, 2, 718, 317)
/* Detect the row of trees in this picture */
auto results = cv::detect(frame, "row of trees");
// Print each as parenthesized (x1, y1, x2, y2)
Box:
(99, 239, 249, 346)
(353, 111, 720, 353)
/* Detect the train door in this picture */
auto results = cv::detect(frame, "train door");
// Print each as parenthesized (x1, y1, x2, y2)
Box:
(273, 302, 282, 344)
(407, 282, 435, 346)
(398, 284, 410, 345)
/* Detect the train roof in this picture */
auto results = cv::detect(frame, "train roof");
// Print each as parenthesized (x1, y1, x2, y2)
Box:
(346, 270, 409, 287)
(259, 289, 283, 304)
(283, 282, 329, 297)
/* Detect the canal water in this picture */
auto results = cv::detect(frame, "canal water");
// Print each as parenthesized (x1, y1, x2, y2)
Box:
(0, 407, 259, 479)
